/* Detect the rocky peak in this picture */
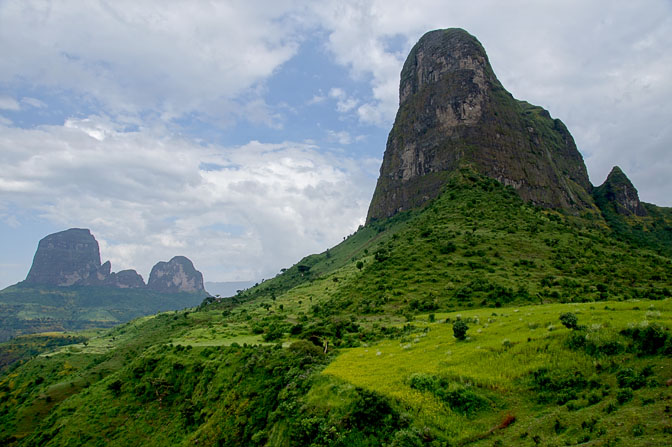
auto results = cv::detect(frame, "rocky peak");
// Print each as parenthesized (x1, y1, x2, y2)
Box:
(366, 28, 594, 222)
(594, 166, 647, 216)
(22, 229, 206, 293)
(399, 28, 493, 112)
(105, 269, 146, 289)
(25, 228, 102, 286)
(147, 256, 205, 294)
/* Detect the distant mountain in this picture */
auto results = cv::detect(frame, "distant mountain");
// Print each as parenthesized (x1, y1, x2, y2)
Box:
(25, 228, 111, 287)
(0, 229, 208, 341)
(23, 228, 206, 294)
(148, 256, 205, 294)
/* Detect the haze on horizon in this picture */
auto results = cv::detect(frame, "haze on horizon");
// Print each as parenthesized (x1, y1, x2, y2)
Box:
(1, 0, 671, 289)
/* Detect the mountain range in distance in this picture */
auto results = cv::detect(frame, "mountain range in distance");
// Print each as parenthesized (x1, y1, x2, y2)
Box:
(0, 228, 209, 341)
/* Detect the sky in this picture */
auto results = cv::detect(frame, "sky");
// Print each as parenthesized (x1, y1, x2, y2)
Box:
(1, 0, 671, 289)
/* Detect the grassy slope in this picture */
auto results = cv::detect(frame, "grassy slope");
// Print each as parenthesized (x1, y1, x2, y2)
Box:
(1, 171, 671, 446)
(0, 285, 206, 342)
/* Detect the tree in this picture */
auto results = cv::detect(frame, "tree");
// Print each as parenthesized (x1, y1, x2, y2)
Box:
(356, 261, 364, 271)
(453, 320, 468, 340)
(559, 312, 579, 330)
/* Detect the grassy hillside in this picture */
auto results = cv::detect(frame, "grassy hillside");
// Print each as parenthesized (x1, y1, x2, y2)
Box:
(1, 170, 671, 446)
(0, 285, 206, 342)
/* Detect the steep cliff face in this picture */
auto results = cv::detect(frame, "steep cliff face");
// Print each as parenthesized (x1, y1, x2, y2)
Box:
(593, 166, 647, 217)
(23, 229, 203, 292)
(367, 28, 594, 222)
(148, 256, 205, 294)
(25, 228, 102, 286)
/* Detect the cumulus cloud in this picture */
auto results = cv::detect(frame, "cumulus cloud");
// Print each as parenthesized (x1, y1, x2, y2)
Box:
(328, 87, 359, 113)
(0, 0, 304, 124)
(0, 117, 377, 282)
(21, 97, 47, 109)
(0, 96, 20, 110)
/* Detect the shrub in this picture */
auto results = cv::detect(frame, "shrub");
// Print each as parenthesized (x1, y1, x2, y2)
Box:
(530, 368, 588, 404)
(616, 368, 646, 390)
(408, 373, 491, 415)
(559, 312, 579, 330)
(620, 323, 671, 355)
(616, 388, 633, 404)
(453, 320, 469, 340)
(408, 373, 437, 392)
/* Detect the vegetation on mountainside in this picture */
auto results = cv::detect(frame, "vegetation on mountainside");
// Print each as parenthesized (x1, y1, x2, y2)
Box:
(593, 195, 672, 257)
(0, 171, 671, 446)
(0, 285, 205, 342)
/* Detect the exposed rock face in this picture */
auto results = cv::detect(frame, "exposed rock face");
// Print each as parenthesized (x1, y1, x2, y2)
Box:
(148, 256, 205, 294)
(593, 166, 647, 216)
(24, 229, 203, 292)
(367, 28, 594, 222)
(25, 228, 102, 286)
(105, 270, 146, 289)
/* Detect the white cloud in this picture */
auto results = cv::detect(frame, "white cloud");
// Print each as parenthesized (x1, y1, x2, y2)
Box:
(0, 117, 377, 282)
(327, 130, 352, 145)
(0, 96, 20, 110)
(3, 215, 20, 228)
(329, 87, 359, 113)
(0, 0, 304, 124)
(21, 97, 47, 108)
(307, 93, 327, 105)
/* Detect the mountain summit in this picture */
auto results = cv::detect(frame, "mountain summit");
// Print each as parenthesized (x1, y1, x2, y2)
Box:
(367, 28, 594, 222)
(25, 228, 105, 286)
(22, 228, 204, 293)
(593, 166, 647, 217)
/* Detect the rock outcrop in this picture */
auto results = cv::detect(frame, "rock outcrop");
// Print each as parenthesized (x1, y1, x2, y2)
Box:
(367, 28, 595, 222)
(593, 166, 647, 217)
(148, 256, 205, 294)
(25, 228, 103, 286)
(24, 229, 204, 292)
(105, 270, 146, 289)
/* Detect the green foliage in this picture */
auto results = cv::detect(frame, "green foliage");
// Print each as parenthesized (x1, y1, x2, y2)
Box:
(529, 368, 588, 405)
(620, 323, 672, 355)
(408, 373, 491, 415)
(0, 285, 206, 341)
(453, 320, 468, 340)
(616, 368, 646, 390)
(559, 312, 579, 330)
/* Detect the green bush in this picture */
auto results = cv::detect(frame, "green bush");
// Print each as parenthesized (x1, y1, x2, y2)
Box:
(453, 320, 469, 340)
(616, 368, 646, 390)
(559, 312, 579, 330)
(620, 323, 671, 355)
(616, 388, 633, 404)
(530, 368, 588, 404)
(408, 373, 491, 415)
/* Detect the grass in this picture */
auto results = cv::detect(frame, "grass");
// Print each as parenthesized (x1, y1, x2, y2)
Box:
(324, 299, 672, 444)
